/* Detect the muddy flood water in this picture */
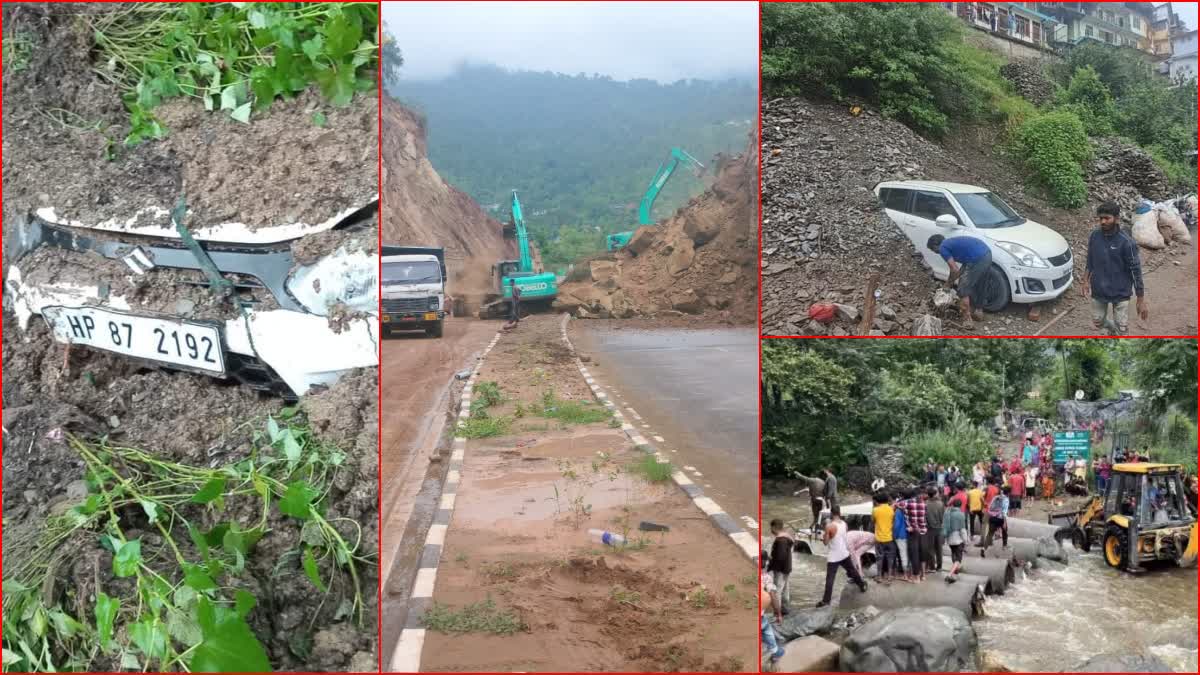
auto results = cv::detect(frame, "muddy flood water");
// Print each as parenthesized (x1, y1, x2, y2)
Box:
(764, 494, 1198, 672)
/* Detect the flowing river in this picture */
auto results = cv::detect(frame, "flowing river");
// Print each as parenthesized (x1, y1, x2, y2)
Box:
(764, 494, 1198, 672)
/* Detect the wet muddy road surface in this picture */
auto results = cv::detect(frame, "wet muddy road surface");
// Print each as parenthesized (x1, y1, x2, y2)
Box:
(571, 322, 759, 532)
(763, 494, 1197, 672)
(380, 317, 497, 577)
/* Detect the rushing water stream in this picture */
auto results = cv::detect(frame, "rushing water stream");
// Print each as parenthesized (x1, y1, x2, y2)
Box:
(764, 494, 1198, 672)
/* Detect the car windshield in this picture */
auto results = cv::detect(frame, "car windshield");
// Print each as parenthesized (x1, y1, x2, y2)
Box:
(954, 191, 1025, 228)
(383, 261, 440, 286)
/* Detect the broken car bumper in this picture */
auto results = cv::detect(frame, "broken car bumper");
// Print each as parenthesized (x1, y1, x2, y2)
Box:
(5, 211, 378, 398)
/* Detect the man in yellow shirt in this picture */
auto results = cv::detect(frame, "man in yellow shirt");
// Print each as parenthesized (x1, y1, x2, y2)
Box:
(967, 485, 984, 538)
(871, 492, 896, 584)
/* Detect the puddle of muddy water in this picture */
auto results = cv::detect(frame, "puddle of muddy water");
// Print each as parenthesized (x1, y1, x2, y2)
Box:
(764, 494, 1198, 672)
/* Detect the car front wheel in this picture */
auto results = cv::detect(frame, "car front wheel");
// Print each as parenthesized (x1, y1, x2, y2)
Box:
(975, 264, 1011, 313)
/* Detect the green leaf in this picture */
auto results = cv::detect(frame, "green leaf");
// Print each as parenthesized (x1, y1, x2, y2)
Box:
(282, 430, 302, 462)
(3, 579, 29, 594)
(299, 520, 324, 547)
(231, 101, 252, 124)
(323, 12, 361, 61)
(80, 493, 104, 514)
(223, 526, 264, 556)
(278, 480, 317, 520)
(302, 547, 328, 592)
(2, 648, 21, 667)
(189, 523, 210, 560)
(301, 34, 324, 63)
(130, 618, 168, 659)
(167, 607, 203, 646)
(279, 406, 298, 420)
(189, 598, 273, 673)
(184, 563, 218, 592)
(234, 589, 256, 618)
(267, 416, 281, 442)
(315, 65, 356, 107)
(311, 111, 327, 128)
(193, 477, 227, 504)
(205, 523, 231, 549)
(30, 606, 47, 637)
(351, 40, 374, 68)
(248, 10, 269, 29)
(120, 651, 141, 670)
(96, 592, 120, 650)
(140, 499, 159, 523)
(174, 585, 198, 609)
(48, 609, 84, 638)
(113, 538, 142, 577)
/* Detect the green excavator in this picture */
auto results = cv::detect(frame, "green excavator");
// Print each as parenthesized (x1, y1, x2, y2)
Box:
(606, 147, 706, 251)
(479, 190, 558, 319)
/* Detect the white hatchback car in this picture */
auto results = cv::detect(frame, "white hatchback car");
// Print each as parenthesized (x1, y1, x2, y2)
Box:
(873, 180, 1074, 310)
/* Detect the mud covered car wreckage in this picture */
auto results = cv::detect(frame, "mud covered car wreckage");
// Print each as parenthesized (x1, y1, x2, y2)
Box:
(5, 197, 379, 399)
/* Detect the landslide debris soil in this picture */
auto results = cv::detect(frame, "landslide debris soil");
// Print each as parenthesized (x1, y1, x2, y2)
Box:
(761, 97, 1195, 336)
(382, 96, 523, 299)
(1, 4, 377, 233)
(2, 312, 379, 671)
(555, 135, 759, 325)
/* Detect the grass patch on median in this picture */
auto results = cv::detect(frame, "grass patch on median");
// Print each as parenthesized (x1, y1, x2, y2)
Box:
(535, 389, 612, 425)
(627, 455, 673, 483)
(457, 416, 512, 439)
(422, 596, 527, 635)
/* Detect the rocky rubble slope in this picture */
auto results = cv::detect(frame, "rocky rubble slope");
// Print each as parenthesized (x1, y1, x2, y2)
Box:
(554, 135, 758, 324)
(381, 96, 516, 299)
(761, 97, 1190, 336)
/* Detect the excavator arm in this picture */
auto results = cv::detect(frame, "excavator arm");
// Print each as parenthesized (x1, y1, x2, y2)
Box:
(637, 147, 705, 226)
(510, 189, 533, 273)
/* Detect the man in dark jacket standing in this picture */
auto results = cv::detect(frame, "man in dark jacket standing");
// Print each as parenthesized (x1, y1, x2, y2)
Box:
(1082, 202, 1147, 335)
(823, 468, 839, 513)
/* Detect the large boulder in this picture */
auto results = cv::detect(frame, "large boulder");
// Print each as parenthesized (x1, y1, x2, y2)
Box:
(772, 606, 833, 641)
(667, 236, 695, 275)
(839, 607, 977, 672)
(681, 210, 722, 246)
(777, 636, 840, 672)
(625, 226, 657, 255)
(670, 288, 704, 314)
(1070, 654, 1173, 672)
(588, 260, 620, 289)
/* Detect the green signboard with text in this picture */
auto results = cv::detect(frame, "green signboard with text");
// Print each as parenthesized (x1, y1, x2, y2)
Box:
(1053, 430, 1091, 464)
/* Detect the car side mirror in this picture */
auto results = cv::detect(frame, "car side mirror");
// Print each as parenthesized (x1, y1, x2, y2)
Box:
(935, 214, 959, 228)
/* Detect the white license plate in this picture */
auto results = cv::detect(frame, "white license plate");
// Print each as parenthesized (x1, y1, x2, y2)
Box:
(42, 306, 225, 375)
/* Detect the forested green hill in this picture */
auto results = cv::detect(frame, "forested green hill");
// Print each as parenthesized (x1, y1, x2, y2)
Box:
(389, 65, 755, 267)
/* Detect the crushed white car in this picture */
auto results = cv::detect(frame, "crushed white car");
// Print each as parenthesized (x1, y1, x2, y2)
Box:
(5, 198, 379, 398)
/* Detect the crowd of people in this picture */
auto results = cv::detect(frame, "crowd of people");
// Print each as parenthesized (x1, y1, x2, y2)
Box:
(760, 425, 1200, 669)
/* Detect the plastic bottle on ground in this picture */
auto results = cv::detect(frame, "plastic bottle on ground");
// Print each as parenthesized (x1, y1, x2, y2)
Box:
(587, 529, 626, 547)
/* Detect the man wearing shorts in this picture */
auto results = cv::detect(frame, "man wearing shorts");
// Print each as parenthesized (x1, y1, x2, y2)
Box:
(1082, 202, 1147, 335)
(927, 234, 992, 325)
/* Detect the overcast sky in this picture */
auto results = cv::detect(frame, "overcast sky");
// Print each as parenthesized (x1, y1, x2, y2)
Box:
(383, 1, 758, 83)
(1171, 1, 1197, 31)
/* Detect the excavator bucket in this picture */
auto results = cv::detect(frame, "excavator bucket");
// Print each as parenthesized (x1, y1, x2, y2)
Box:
(1177, 521, 1198, 568)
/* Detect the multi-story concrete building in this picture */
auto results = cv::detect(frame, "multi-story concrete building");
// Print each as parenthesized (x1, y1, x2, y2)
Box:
(1169, 28, 1198, 80)
(1036, 2, 1156, 52)
(946, 2, 1060, 50)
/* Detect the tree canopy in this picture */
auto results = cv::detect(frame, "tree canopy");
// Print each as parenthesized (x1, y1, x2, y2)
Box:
(763, 339, 1196, 478)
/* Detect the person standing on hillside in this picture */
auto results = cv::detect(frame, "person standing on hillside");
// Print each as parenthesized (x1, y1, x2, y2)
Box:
(926, 234, 993, 325)
(1082, 202, 1147, 335)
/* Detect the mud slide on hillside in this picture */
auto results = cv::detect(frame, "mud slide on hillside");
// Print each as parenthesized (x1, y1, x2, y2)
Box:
(417, 316, 756, 672)
(381, 96, 521, 301)
(555, 135, 759, 325)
